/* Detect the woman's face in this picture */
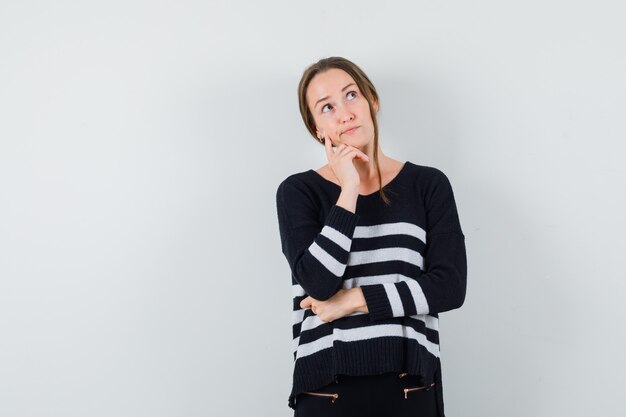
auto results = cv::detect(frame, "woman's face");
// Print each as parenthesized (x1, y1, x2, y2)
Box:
(306, 68, 378, 149)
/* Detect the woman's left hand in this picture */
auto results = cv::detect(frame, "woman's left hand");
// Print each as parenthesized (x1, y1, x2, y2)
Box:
(300, 288, 368, 323)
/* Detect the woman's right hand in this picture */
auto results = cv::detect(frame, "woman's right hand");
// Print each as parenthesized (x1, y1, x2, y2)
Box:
(320, 130, 370, 191)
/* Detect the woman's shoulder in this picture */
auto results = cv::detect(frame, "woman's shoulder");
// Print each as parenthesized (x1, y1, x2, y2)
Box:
(275, 168, 320, 202)
(277, 167, 315, 186)
(404, 161, 452, 184)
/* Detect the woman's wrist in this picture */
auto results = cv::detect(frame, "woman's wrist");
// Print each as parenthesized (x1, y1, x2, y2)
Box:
(350, 288, 368, 314)
(336, 184, 359, 213)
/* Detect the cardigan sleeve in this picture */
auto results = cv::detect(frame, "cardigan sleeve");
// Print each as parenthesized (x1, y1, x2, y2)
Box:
(276, 177, 361, 301)
(359, 169, 467, 321)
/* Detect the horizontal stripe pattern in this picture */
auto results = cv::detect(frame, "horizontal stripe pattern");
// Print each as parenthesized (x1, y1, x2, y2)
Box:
(348, 246, 424, 267)
(292, 219, 437, 364)
(353, 221, 426, 243)
(277, 161, 467, 410)
(307, 240, 347, 277)
(320, 224, 353, 251)
(277, 201, 360, 301)
(292, 311, 439, 352)
(295, 323, 440, 360)
(303, 211, 358, 280)
(292, 309, 439, 333)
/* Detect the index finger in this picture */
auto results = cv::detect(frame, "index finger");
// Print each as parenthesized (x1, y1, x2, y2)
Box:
(300, 296, 311, 309)
(324, 132, 334, 161)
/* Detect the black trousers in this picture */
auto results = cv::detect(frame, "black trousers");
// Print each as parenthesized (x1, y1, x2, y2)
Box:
(293, 372, 440, 417)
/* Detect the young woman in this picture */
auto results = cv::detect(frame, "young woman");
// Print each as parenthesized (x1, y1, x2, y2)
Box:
(275, 56, 467, 417)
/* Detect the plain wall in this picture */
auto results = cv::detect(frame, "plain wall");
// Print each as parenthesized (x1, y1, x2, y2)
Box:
(1, 1, 624, 416)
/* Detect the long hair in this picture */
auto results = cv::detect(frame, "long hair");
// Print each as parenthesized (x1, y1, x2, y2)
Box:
(297, 56, 391, 205)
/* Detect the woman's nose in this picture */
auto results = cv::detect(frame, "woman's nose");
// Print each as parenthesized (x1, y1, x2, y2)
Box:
(337, 105, 354, 123)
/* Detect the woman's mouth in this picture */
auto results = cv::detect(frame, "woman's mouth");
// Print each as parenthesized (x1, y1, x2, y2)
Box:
(342, 126, 359, 135)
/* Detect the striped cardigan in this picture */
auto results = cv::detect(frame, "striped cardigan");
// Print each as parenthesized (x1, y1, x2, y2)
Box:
(275, 161, 467, 413)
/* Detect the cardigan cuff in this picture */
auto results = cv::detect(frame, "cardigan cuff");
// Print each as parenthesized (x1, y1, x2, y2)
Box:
(360, 284, 393, 322)
(324, 204, 360, 236)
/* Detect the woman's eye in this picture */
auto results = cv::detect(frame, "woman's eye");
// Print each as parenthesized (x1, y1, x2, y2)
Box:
(321, 91, 357, 113)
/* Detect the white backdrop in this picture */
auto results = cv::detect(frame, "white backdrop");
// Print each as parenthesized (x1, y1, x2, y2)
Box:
(1, 1, 624, 416)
